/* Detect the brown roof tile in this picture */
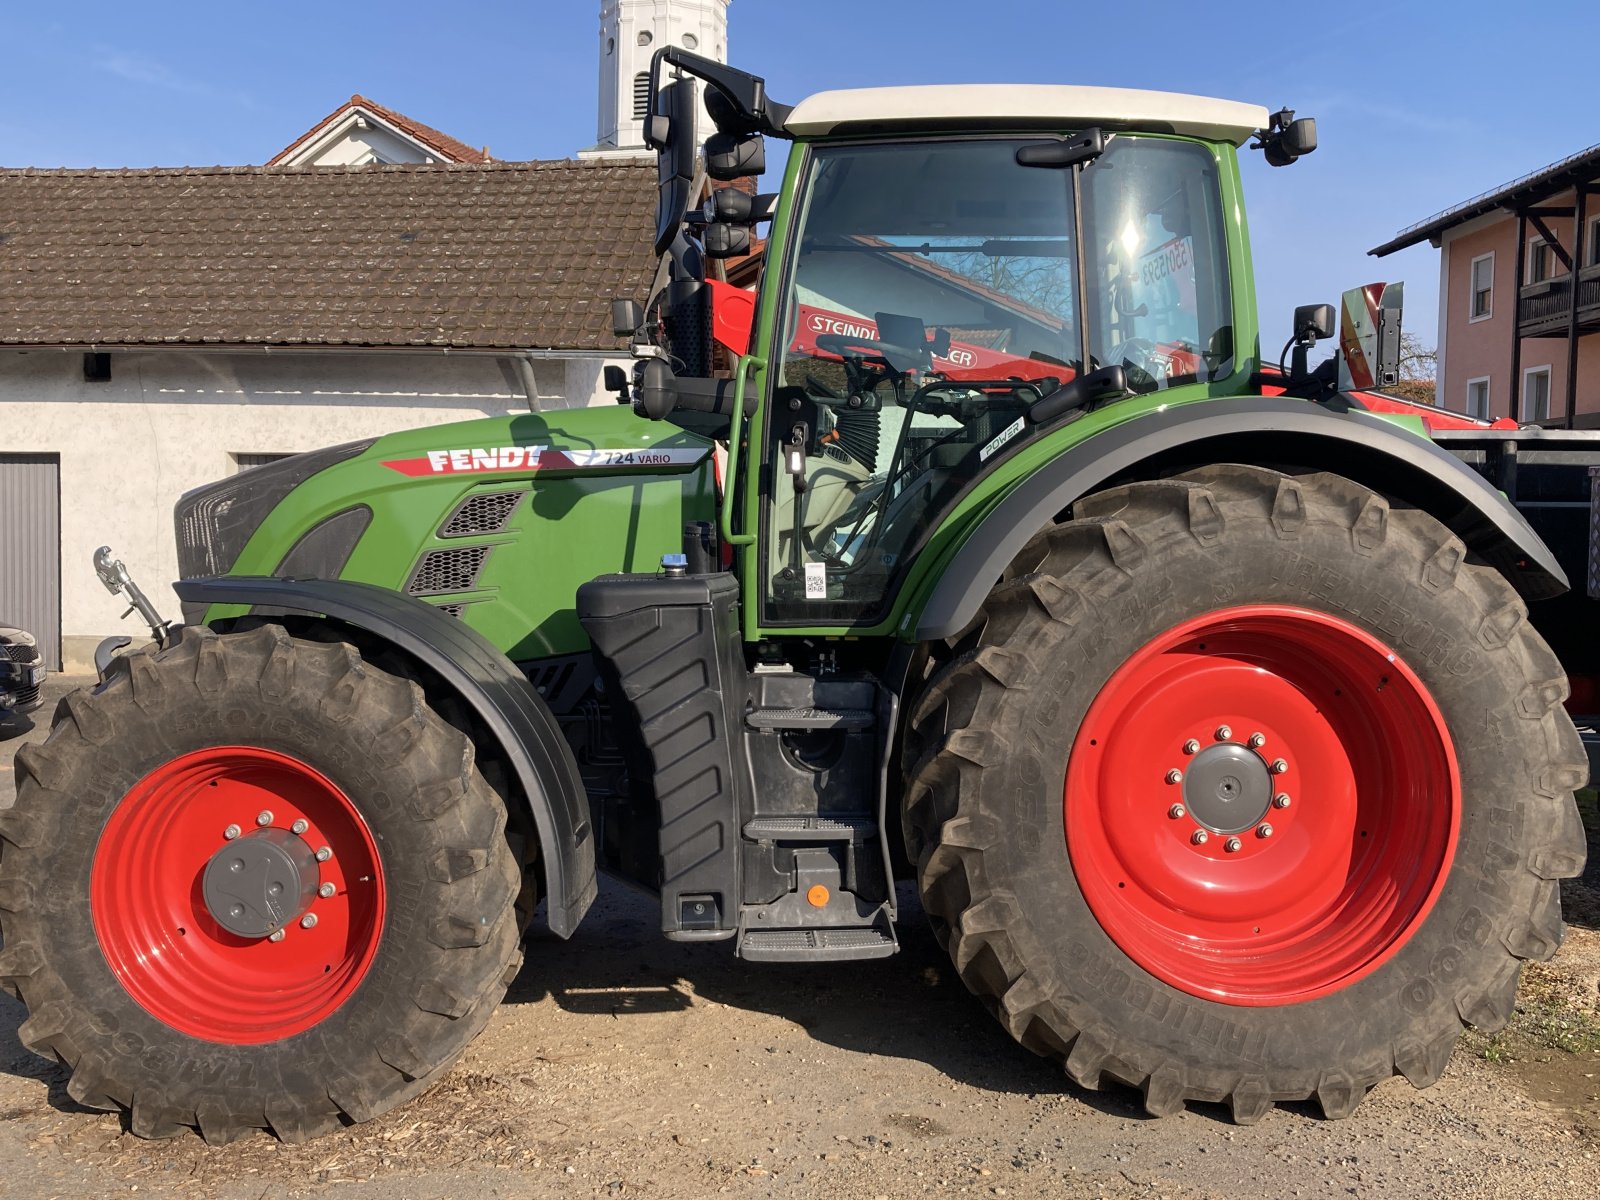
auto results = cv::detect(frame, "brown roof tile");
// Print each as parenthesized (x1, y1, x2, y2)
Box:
(269, 94, 491, 166)
(0, 161, 658, 350)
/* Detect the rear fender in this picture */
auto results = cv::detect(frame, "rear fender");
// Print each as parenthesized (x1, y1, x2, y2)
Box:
(173, 576, 597, 937)
(914, 397, 1567, 641)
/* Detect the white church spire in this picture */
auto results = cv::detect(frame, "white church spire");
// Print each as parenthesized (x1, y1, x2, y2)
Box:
(586, 0, 731, 158)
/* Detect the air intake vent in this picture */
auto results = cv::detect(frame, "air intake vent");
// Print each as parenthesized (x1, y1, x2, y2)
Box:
(441, 491, 524, 538)
(633, 71, 652, 120)
(435, 603, 466, 619)
(4, 642, 40, 665)
(406, 545, 491, 596)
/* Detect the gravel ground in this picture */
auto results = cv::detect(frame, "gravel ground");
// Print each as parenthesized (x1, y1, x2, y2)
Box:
(3, 674, 1598, 1200)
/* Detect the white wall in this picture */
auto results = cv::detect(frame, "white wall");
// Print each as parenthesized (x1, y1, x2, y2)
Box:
(0, 348, 625, 667)
(289, 121, 443, 166)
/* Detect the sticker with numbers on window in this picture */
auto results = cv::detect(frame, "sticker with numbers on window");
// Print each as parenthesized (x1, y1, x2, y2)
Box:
(804, 561, 827, 599)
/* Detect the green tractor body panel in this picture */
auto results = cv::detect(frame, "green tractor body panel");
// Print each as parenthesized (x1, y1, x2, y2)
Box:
(197, 407, 717, 661)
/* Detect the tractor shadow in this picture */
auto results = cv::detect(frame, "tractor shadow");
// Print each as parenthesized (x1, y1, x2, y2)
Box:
(507, 877, 1150, 1121)
(0, 994, 93, 1121)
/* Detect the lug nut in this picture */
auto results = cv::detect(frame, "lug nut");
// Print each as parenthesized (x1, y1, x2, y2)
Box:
(315, 846, 332, 863)
(1215, 725, 1232, 741)
(300, 913, 318, 930)
(1191, 829, 1209, 846)
(291, 818, 309, 835)
(1257, 823, 1274, 838)
(1182, 739, 1200, 755)
(222, 823, 241, 841)
(268, 929, 286, 943)
(1224, 837, 1243, 853)
(1168, 804, 1186, 820)
(255, 810, 273, 827)
(1165, 768, 1183, 784)
(1273, 793, 1292, 809)
(1270, 758, 1289, 775)
(1248, 732, 1266, 749)
(318, 882, 336, 899)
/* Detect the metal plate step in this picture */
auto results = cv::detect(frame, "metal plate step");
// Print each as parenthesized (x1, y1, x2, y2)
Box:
(746, 706, 875, 731)
(738, 926, 898, 962)
(743, 815, 877, 841)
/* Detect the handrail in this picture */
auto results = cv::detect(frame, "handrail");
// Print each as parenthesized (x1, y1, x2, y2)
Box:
(720, 353, 763, 546)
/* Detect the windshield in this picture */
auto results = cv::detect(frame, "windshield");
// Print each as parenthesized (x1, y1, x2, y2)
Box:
(764, 134, 1233, 625)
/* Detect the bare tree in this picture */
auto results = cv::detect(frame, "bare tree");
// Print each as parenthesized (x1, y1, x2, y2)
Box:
(1398, 332, 1437, 382)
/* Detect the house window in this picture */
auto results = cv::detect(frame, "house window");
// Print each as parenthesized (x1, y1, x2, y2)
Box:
(1526, 238, 1557, 285)
(1523, 366, 1552, 423)
(1469, 252, 1493, 321)
(1588, 214, 1600, 268)
(1466, 377, 1490, 419)
(234, 453, 292, 474)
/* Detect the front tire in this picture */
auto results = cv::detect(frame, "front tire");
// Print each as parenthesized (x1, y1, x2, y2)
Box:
(0, 625, 522, 1143)
(904, 464, 1588, 1122)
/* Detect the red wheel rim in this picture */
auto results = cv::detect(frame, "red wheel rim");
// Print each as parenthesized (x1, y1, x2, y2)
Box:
(1065, 605, 1459, 1006)
(91, 746, 386, 1043)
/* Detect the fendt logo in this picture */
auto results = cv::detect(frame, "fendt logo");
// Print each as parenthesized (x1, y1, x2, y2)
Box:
(381, 445, 708, 477)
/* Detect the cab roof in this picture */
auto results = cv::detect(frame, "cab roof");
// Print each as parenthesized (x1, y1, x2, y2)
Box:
(784, 85, 1269, 147)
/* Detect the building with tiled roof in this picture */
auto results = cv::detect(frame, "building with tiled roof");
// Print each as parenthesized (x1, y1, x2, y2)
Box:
(0, 160, 657, 668)
(269, 95, 492, 166)
(0, 160, 654, 350)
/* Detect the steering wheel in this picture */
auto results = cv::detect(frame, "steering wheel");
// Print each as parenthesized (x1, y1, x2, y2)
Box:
(814, 332, 930, 375)
(1109, 338, 1163, 391)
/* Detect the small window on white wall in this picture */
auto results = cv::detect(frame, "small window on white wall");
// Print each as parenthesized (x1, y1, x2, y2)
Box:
(234, 453, 292, 474)
(1466, 377, 1490, 419)
(1523, 366, 1552, 423)
(1469, 253, 1493, 321)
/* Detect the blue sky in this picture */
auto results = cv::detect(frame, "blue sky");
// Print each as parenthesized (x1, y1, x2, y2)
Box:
(5, 0, 1597, 354)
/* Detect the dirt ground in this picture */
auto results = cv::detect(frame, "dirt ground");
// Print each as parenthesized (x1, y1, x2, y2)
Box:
(3, 675, 1599, 1200)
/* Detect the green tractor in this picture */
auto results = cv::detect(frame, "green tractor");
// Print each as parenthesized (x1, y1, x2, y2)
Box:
(2, 52, 1587, 1142)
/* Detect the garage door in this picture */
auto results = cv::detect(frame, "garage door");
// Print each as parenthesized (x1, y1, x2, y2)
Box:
(0, 454, 62, 670)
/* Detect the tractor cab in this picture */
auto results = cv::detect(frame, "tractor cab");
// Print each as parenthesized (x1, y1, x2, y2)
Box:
(619, 50, 1309, 635)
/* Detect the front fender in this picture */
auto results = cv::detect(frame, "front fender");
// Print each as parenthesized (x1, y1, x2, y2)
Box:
(173, 576, 597, 937)
(914, 397, 1566, 641)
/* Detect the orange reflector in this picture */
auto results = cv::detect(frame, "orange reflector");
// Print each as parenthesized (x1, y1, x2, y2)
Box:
(806, 884, 830, 908)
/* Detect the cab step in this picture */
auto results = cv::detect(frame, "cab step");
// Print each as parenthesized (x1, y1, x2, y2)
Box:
(746, 706, 875, 731)
(743, 814, 876, 841)
(737, 924, 898, 962)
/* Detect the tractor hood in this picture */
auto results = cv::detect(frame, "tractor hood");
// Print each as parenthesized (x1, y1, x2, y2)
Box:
(176, 406, 718, 660)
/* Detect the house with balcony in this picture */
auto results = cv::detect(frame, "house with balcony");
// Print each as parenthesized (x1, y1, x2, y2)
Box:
(1371, 144, 1600, 428)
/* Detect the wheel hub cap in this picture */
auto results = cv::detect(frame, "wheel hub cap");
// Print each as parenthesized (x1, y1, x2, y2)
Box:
(1182, 743, 1271, 834)
(202, 828, 318, 938)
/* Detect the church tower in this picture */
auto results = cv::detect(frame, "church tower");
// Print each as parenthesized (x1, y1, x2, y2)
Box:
(586, 0, 732, 158)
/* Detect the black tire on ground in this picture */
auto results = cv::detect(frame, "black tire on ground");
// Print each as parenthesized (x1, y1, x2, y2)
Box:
(903, 464, 1590, 1123)
(0, 624, 523, 1144)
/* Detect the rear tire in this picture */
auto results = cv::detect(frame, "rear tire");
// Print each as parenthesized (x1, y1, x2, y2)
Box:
(904, 464, 1588, 1122)
(0, 624, 522, 1143)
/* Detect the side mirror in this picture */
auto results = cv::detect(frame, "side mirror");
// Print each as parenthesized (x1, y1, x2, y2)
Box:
(703, 223, 752, 259)
(611, 298, 643, 338)
(705, 131, 765, 181)
(1293, 303, 1336, 344)
(652, 77, 700, 254)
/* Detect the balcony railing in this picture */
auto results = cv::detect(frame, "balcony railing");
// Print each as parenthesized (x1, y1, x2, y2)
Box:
(1518, 263, 1600, 337)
